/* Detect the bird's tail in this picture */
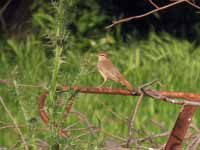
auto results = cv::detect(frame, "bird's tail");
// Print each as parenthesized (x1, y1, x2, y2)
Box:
(120, 78, 137, 94)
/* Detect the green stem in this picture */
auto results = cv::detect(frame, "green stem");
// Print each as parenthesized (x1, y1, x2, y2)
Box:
(49, 0, 65, 102)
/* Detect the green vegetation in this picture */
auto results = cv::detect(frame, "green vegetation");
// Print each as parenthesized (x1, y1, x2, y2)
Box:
(0, 0, 200, 149)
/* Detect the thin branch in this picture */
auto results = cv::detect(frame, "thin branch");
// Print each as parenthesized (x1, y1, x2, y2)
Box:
(9, 140, 22, 150)
(16, 84, 47, 89)
(150, 119, 166, 131)
(71, 128, 100, 140)
(135, 145, 160, 150)
(0, 0, 12, 30)
(106, 0, 185, 29)
(148, 0, 159, 8)
(126, 93, 144, 148)
(62, 120, 82, 131)
(187, 132, 200, 150)
(63, 92, 78, 119)
(0, 97, 29, 150)
(0, 79, 47, 89)
(106, 0, 200, 29)
(185, 0, 200, 9)
(138, 131, 170, 143)
(0, 124, 26, 130)
(67, 126, 96, 131)
(102, 130, 127, 142)
(190, 123, 200, 132)
(69, 111, 97, 137)
(99, 100, 126, 122)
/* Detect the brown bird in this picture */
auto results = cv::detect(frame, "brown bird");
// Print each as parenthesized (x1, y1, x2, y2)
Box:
(97, 52, 136, 94)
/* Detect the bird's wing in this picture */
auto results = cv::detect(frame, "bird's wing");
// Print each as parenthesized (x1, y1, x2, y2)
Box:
(98, 59, 133, 91)
(108, 63, 133, 91)
(102, 59, 124, 82)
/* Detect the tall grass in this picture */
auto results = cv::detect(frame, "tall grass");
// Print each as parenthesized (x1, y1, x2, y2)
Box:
(0, 1, 200, 149)
(1, 31, 200, 149)
(49, 0, 67, 103)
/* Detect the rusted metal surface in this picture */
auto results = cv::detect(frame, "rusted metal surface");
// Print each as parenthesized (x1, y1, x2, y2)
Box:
(165, 106, 197, 150)
(38, 91, 68, 138)
(39, 85, 200, 146)
(56, 86, 200, 100)
(159, 91, 200, 101)
(162, 91, 200, 150)
(39, 91, 49, 125)
(58, 86, 200, 102)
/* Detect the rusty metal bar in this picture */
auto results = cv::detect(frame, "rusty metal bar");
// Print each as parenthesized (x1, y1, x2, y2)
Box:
(165, 105, 197, 150)
(164, 90, 200, 149)
(39, 85, 200, 146)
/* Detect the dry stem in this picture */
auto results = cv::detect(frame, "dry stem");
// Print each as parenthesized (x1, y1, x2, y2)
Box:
(106, 0, 200, 29)
(0, 96, 29, 150)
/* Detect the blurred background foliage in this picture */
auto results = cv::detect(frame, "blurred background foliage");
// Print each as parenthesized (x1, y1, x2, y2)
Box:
(1, 0, 200, 38)
(0, 0, 200, 149)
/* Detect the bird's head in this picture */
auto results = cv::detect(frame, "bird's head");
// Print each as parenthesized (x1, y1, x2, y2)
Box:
(97, 52, 108, 61)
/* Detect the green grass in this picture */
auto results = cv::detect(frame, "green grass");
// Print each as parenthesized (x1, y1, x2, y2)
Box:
(1, 1, 200, 149)
(1, 31, 200, 149)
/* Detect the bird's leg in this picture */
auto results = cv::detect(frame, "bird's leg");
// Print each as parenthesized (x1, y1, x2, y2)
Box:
(98, 78, 107, 87)
(109, 82, 113, 89)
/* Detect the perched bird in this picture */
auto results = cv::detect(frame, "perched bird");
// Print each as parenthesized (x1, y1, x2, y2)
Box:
(97, 52, 136, 94)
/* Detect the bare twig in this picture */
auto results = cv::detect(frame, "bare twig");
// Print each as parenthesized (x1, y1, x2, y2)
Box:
(150, 119, 166, 131)
(0, 124, 26, 130)
(126, 80, 165, 148)
(63, 91, 78, 119)
(62, 120, 82, 131)
(67, 126, 96, 131)
(185, 0, 200, 9)
(102, 130, 127, 142)
(126, 93, 144, 148)
(135, 145, 160, 150)
(190, 123, 200, 132)
(69, 111, 97, 137)
(71, 128, 100, 140)
(106, 0, 185, 29)
(0, 97, 29, 150)
(70, 111, 95, 130)
(99, 100, 126, 123)
(138, 131, 170, 143)
(106, 0, 200, 29)
(187, 132, 200, 150)
(0, 79, 47, 89)
(9, 140, 22, 150)
(36, 139, 49, 150)
(16, 84, 47, 89)
(148, 0, 159, 8)
(0, 0, 12, 30)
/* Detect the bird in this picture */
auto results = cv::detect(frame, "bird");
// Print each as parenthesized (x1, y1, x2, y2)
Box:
(97, 52, 136, 94)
